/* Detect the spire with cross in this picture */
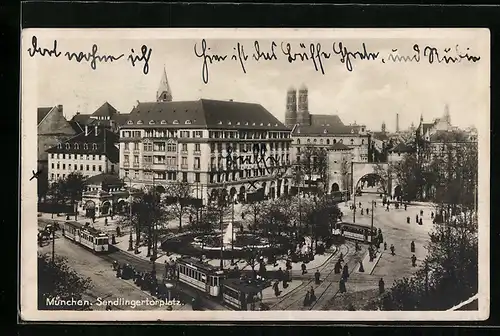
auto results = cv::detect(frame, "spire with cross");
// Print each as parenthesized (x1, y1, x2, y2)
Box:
(156, 66, 173, 102)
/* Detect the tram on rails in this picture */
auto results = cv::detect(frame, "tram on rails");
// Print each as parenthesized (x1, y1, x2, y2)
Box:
(331, 191, 350, 203)
(176, 257, 270, 310)
(333, 222, 378, 244)
(62, 221, 109, 253)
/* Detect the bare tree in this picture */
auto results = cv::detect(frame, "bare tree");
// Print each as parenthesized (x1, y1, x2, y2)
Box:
(164, 181, 192, 232)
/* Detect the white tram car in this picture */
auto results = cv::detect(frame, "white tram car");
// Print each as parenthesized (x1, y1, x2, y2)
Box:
(62, 221, 109, 253)
(177, 257, 225, 297)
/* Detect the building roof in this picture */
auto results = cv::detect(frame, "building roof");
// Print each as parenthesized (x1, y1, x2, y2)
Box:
(85, 173, 123, 186)
(38, 107, 54, 125)
(371, 131, 389, 141)
(46, 127, 120, 163)
(329, 142, 351, 150)
(418, 122, 435, 135)
(292, 124, 364, 136)
(123, 99, 288, 130)
(429, 130, 469, 143)
(70, 112, 130, 130)
(92, 102, 118, 117)
(389, 142, 414, 153)
(310, 114, 344, 127)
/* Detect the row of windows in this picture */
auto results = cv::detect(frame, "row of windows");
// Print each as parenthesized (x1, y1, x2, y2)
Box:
(51, 153, 104, 160)
(52, 162, 104, 172)
(124, 170, 202, 183)
(56, 143, 99, 150)
(208, 130, 289, 140)
(208, 167, 282, 183)
(296, 138, 365, 145)
(210, 142, 290, 153)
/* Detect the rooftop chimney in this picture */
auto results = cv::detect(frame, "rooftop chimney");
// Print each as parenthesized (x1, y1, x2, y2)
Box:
(95, 125, 98, 136)
(85, 125, 89, 136)
(57, 105, 63, 113)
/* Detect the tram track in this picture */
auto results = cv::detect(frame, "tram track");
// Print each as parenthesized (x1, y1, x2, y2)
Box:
(270, 243, 354, 311)
(307, 244, 363, 311)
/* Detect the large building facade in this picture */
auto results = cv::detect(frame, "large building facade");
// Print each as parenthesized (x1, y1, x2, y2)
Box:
(46, 125, 119, 182)
(119, 72, 292, 204)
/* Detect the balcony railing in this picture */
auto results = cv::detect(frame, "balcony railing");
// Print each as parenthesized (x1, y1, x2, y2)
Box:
(133, 163, 140, 168)
(181, 164, 188, 170)
(123, 162, 130, 168)
(193, 165, 201, 171)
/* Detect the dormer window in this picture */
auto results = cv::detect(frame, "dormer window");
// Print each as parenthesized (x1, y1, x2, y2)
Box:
(236, 122, 241, 125)
(137, 120, 143, 125)
(275, 123, 278, 127)
(185, 120, 192, 125)
(252, 123, 256, 126)
(267, 123, 271, 126)
(74, 143, 79, 150)
(172, 120, 179, 125)
(160, 120, 167, 124)
(93, 143, 98, 150)
(149, 120, 155, 125)
(57, 143, 62, 149)
(260, 123, 264, 126)
(218, 121, 223, 125)
(323, 129, 327, 134)
(127, 120, 133, 124)
(65, 143, 70, 149)
(84, 144, 88, 150)
(245, 122, 249, 125)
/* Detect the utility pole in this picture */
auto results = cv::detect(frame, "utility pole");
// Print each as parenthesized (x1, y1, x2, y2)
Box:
(353, 181, 357, 224)
(231, 196, 235, 265)
(370, 200, 374, 246)
(52, 221, 56, 263)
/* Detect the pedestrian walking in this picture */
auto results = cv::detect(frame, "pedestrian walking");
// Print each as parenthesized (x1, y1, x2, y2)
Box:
(366, 208, 369, 215)
(309, 287, 316, 302)
(415, 214, 419, 223)
(379, 278, 385, 294)
(384, 242, 387, 250)
(411, 254, 417, 267)
(420, 209, 424, 216)
(303, 291, 310, 306)
(339, 278, 346, 293)
(314, 270, 321, 285)
(404, 204, 407, 211)
(105, 218, 108, 226)
(342, 264, 349, 281)
(301, 262, 307, 275)
(273, 281, 280, 297)
(410, 241, 415, 253)
(390, 244, 395, 256)
(407, 216, 410, 224)
(419, 218, 423, 225)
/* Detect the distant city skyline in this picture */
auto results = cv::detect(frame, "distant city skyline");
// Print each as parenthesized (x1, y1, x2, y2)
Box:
(33, 32, 486, 132)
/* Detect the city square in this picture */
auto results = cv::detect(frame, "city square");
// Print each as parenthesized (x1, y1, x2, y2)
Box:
(29, 33, 481, 315)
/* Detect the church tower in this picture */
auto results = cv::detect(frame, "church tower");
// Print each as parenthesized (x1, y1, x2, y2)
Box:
(156, 66, 173, 102)
(381, 121, 386, 133)
(285, 86, 297, 127)
(443, 104, 451, 124)
(297, 84, 310, 126)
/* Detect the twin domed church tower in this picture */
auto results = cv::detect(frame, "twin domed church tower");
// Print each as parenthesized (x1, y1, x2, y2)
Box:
(285, 85, 311, 127)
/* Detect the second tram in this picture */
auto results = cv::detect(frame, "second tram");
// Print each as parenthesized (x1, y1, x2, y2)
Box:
(334, 222, 378, 244)
(62, 221, 110, 252)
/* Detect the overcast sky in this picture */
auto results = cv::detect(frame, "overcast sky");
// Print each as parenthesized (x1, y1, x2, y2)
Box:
(29, 29, 488, 132)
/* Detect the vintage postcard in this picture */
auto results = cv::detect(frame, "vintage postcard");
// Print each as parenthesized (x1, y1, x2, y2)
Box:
(20, 28, 490, 321)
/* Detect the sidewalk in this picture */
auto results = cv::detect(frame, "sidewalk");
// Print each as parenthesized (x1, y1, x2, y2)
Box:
(354, 248, 383, 275)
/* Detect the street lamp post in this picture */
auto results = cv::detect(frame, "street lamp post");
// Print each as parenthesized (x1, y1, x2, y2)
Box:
(370, 200, 374, 247)
(219, 182, 227, 270)
(123, 176, 134, 251)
